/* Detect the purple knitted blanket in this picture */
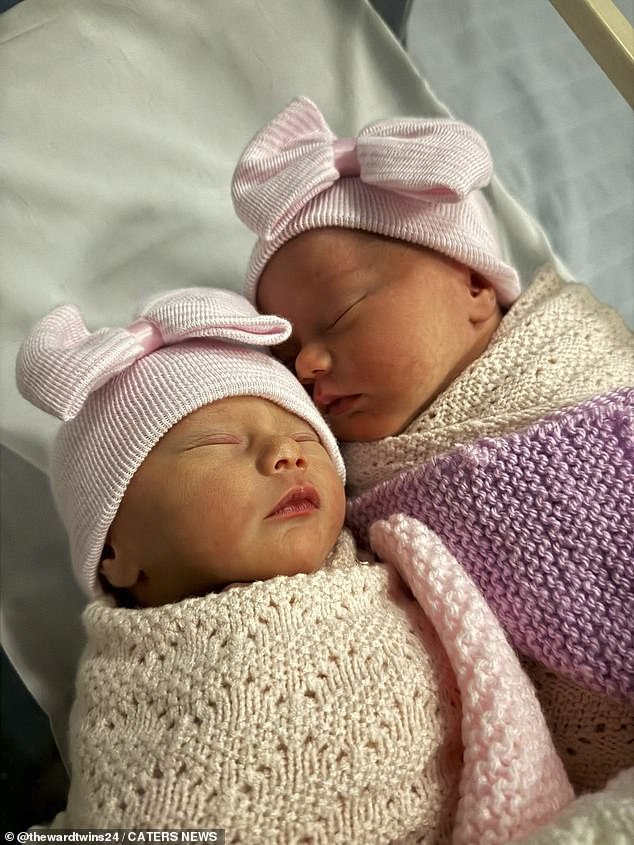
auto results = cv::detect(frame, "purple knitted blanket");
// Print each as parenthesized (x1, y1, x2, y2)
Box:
(347, 388, 634, 700)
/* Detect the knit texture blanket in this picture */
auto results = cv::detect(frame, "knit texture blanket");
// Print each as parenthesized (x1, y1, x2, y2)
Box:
(367, 516, 573, 844)
(56, 530, 572, 843)
(348, 390, 634, 793)
(513, 767, 634, 845)
(348, 389, 634, 700)
(345, 269, 634, 794)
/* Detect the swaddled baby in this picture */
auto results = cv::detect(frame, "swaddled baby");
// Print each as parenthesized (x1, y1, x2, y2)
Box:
(17, 288, 571, 844)
(231, 97, 634, 796)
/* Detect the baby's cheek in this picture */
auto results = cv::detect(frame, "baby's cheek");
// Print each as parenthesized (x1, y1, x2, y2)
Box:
(319, 477, 346, 540)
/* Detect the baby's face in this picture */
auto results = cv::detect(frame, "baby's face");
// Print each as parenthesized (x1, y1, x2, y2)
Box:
(101, 396, 346, 606)
(258, 228, 501, 441)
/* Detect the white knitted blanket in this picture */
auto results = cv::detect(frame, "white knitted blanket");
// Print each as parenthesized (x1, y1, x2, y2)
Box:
(514, 767, 634, 845)
(56, 524, 576, 843)
(58, 531, 463, 844)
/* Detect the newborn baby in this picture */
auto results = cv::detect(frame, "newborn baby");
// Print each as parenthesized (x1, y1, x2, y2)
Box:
(231, 96, 634, 794)
(17, 288, 571, 844)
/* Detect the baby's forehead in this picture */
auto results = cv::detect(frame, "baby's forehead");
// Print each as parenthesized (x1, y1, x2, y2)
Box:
(172, 396, 316, 434)
(282, 227, 390, 263)
(259, 228, 389, 312)
(262, 227, 435, 296)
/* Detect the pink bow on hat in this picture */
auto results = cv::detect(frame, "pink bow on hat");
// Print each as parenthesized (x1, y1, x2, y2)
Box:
(232, 96, 493, 242)
(17, 288, 291, 423)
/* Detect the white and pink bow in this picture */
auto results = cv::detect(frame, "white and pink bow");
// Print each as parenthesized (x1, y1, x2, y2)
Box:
(17, 288, 291, 422)
(232, 96, 493, 241)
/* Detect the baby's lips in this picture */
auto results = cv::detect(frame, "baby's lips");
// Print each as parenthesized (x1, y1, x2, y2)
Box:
(266, 484, 321, 518)
(325, 394, 363, 417)
(313, 385, 355, 413)
(312, 385, 335, 412)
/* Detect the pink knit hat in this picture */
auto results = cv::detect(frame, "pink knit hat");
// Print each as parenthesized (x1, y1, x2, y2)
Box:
(232, 96, 520, 307)
(16, 288, 345, 599)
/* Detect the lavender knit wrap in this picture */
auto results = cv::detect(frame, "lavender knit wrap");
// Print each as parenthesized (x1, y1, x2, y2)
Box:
(347, 389, 634, 700)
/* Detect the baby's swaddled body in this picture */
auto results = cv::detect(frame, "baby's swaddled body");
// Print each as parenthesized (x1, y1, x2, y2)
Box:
(60, 531, 462, 844)
(346, 268, 634, 793)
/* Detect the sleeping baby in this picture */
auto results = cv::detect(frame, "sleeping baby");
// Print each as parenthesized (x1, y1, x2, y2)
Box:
(231, 96, 634, 796)
(17, 287, 572, 844)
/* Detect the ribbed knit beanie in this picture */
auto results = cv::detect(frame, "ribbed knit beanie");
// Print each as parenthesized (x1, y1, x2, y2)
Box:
(16, 287, 345, 598)
(232, 96, 520, 307)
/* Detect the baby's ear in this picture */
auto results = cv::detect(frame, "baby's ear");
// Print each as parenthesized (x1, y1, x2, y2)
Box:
(99, 541, 142, 589)
(468, 273, 500, 323)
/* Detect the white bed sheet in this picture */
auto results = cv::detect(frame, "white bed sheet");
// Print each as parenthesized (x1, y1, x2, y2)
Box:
(407, 0, 634, 327)
(0, 0, 586, 758)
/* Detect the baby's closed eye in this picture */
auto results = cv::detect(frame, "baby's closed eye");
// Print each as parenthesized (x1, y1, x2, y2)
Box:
(184, 433, 244, 449)
(291, 430, 320, 443)
(327, 295, 366, 330)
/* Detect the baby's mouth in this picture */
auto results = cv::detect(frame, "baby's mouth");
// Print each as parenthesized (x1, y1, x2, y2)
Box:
(266, 485, 321, 519)
(314, 386, 362, 417)
(325, 394, 362, 417)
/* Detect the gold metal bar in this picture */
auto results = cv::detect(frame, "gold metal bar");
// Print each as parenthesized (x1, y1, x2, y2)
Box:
(549, 0, 634, 108)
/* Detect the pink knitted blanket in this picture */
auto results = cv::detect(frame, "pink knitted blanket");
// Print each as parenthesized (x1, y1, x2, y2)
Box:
(369, 516, 574, 844)
(348, 388, 634, 700)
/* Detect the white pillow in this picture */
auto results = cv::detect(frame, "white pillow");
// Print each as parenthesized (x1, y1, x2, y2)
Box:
(0, 0, 564, 757)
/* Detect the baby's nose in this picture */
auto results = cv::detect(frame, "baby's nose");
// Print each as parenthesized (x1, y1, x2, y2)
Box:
(259, 436, 308, 475)
(295, 343, 332, 383)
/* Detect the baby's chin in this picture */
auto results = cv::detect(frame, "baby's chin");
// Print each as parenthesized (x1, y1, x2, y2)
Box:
(267, 552, 328, 580)
(328, 397, 436, 441)
(329, 413, 410, 442)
